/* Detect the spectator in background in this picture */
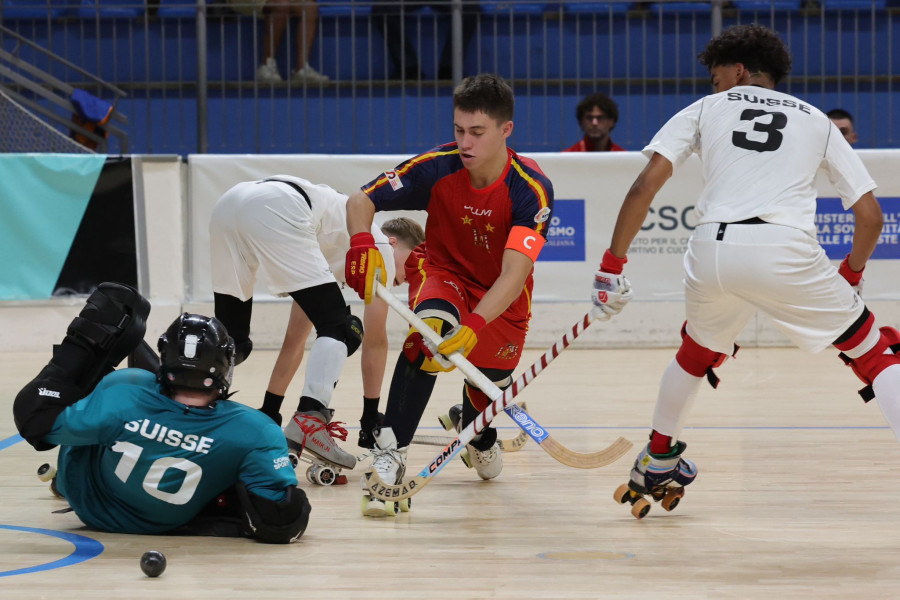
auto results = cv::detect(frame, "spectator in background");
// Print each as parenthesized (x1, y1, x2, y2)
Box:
(564, 93, 625, 152)
(827, 108, 858, 146)
(372, 1, 481, 80)
(228, 0, 329, 85)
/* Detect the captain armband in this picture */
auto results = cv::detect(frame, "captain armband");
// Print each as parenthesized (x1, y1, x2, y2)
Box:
(505, 225, 546, 262)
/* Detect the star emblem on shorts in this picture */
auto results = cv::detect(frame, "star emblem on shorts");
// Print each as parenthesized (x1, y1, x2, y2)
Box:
(462, 215, 472, 225)
(485, 223, 494, 232)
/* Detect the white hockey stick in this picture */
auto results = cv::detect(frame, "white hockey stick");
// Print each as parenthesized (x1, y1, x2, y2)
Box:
(363, 282, 632, 501)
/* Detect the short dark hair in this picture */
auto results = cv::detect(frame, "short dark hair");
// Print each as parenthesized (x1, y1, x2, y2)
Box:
(698, 24, 792, 85)
(576, 93, 619, 123)
(453, 74, 514, 123)
(380, 217, 425, 249)
(827, 108, 854, 123)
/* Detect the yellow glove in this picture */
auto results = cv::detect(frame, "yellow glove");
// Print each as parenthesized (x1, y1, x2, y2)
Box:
(437, 313, 486, 358)
(345, 233, 387, 304)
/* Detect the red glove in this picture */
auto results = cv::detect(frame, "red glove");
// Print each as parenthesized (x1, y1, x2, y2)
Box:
(345, 232, 386, 304)
(599, 249, 627, 275)
(838, 254, 864, 294)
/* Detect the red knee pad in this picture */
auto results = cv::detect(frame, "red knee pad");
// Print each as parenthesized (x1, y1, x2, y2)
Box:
(840, 327, 900, 401)
(675, 323, 737, 389)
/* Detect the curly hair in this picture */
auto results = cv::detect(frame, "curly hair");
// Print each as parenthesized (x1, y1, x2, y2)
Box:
(576, 93, 619, 123)
(453, 73, 515, 123)
(698, 24, 792, 85)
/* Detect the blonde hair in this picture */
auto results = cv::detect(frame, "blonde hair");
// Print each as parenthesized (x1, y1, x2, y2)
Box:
(381, 217, 425, 249)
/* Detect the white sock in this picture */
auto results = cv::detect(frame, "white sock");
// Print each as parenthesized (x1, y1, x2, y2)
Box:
(651, 358, 703, 440)
(300, 336, 347, 408)
(873, 365, 900, 443)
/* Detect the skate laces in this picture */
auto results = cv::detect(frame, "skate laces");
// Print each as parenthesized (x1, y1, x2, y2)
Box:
(294, 414, 350, 443)
(372, 447, 402, 477)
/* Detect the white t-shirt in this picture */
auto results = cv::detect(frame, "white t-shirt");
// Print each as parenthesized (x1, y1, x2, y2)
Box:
(263, 175, 395, 286)
(643, 85, 876, 237)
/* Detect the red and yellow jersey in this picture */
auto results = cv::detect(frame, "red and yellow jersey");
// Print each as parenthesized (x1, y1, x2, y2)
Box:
(362, 142, 554, 292)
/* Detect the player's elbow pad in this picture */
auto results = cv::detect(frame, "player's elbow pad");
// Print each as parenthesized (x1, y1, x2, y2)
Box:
(237, 482, 311, 544)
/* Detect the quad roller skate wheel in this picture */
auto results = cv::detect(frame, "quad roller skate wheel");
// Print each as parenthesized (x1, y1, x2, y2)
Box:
(288, 454, 299, 469)
(37, 463, 57, 482)
(361, 495, 397, 517)
(438, 413, 455, 431)
(459, 449, 473, 469)
(661, 487, 684, 511)
(613, 483, 651, 519)
(306, 464, 337, 486)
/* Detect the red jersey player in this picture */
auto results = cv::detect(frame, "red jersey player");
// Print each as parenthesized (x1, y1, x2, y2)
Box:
(345, 74, 554, 517)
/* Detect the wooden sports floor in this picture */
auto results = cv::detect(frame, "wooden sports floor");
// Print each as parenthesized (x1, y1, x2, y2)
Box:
(2, 345, 900, 599)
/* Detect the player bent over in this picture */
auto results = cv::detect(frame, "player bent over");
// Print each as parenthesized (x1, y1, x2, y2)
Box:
(345, 74, 554, 516)
(14, 283, 310, 542)
(591, 24, 899, 519)
(210, 176, 424, 477)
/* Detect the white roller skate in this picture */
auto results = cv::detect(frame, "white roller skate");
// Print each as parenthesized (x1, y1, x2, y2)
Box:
(284, 408, 356, 485)
(361, 427, 410, 517)
(613, 441, 697, 519)
(438, 403, 502, 480)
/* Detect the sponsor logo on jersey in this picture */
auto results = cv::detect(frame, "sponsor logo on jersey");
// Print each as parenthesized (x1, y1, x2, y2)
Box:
(534, 206, 551, 223)
(385, 170, 403, 191)
(463, 205, 492, 217)
(124, 419, 215, 454)
(38, 387, 61, 398)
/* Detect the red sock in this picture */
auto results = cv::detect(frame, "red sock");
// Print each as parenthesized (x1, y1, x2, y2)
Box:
(649, 431, 673, 454)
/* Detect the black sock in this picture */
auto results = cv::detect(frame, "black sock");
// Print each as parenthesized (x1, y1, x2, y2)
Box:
(384, 353, 437, 447)
(298, 396, 326, 414)
(361, 396, 380, 425)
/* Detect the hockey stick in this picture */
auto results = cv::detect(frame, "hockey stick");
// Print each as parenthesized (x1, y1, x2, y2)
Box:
(363, 282, 632, 501)
(427, 401, 530, 453)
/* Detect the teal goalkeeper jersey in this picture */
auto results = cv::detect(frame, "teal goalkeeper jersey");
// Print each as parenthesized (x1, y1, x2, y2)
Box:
(45, 369, 297, 534)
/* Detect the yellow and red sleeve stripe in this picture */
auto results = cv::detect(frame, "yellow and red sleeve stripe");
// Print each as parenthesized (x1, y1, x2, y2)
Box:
(509, 158, 551, 237)
(363, 148, 460, 196)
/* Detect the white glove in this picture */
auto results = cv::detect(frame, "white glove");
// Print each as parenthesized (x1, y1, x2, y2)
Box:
(591, 270, 633, 321)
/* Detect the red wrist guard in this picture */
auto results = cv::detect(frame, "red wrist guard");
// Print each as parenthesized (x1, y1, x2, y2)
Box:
(350, 232, 376, 247)
(838, 254, 864, 286)
(599, 249, 627, 275)
(461, 313, 487, 333)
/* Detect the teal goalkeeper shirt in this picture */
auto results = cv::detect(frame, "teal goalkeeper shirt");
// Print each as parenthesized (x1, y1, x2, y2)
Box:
(45, 369, 297, 534)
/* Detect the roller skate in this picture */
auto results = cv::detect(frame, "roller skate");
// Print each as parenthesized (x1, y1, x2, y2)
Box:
(284, 408, 356, 486)
(37, 463, 64, 499)
(358, 411, 385, 450)
(438, 404, 502, 479)
(613, 441, 697, 520)
(361, 427, 411, 517)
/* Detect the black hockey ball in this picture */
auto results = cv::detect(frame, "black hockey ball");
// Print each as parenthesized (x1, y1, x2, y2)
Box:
(140, 550, 166, 577)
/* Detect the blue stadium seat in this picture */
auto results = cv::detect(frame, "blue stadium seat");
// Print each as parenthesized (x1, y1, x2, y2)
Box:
(650, 1, 714, 13)
(318, 0, 372, 17)
(732, 0, 800, 9)
(482, 0, 548, 15)
(1, 0, 69, 19)
(76, 0, 145, 19)
(157, 0, 197, 19)
(561, 0, 630, 14)
(821, 0, 886, 8)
